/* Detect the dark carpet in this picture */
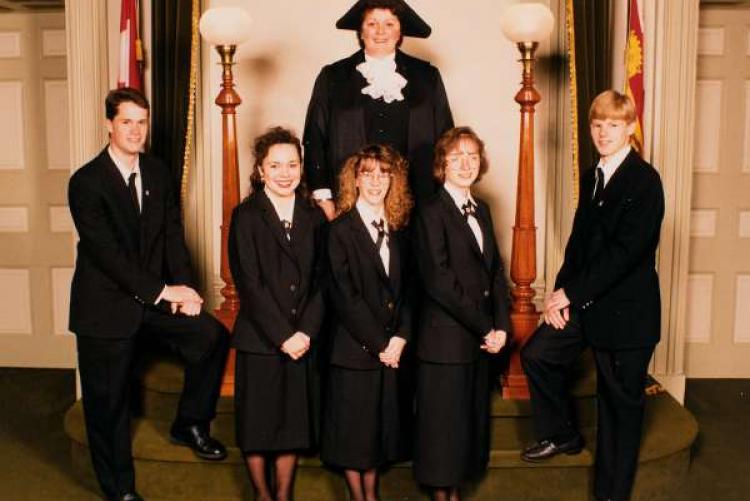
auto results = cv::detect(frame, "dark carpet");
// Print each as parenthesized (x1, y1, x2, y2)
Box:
(0, 369, 747, 500)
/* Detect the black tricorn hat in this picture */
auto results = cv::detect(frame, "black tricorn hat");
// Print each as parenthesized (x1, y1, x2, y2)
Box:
(336, 0, 432, 38)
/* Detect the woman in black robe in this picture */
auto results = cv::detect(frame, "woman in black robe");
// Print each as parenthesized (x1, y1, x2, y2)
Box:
(303, 0, 454, 220)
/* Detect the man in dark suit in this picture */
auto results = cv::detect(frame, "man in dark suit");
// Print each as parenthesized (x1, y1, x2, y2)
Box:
(520, 90, 665, 501)
(68, 88, 229, 501)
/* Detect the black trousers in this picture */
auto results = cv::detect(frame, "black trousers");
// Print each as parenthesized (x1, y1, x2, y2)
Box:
(521, 315, 653, 501)
(76, 308, 229, 500)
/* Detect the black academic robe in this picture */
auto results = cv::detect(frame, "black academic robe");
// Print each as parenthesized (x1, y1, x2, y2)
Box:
(303, 49, 454, 203)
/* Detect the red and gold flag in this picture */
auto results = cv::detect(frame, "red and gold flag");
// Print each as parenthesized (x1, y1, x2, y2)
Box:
(625, 0, 645, 152)
(117, 0, 144, 90)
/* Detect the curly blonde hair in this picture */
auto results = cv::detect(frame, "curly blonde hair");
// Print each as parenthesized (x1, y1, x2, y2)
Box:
(336, 144, 414, 230)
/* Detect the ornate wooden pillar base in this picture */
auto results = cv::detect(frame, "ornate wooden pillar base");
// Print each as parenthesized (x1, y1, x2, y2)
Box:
(215, 300, 238, 397)
(502, 310, 540, 399)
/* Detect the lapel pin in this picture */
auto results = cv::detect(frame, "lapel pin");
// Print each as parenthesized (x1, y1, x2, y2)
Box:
(144, 190, 150, 197)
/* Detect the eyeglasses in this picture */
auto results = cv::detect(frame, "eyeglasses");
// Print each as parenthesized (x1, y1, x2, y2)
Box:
(446, 153, 480, 170)
(359, 170, 392, 180)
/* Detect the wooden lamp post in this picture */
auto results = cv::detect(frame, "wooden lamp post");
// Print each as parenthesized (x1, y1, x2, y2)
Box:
(499, 3, 555, 399)
(199, 7, 252, 396)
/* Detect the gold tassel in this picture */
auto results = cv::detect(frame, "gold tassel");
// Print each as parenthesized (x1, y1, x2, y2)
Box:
(180, 0, 201, 220)
(566, 0, 580, 207)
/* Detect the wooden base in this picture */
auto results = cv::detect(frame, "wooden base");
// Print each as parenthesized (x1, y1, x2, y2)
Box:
(214, 304, 237, 397)
(501, 309, 541, 399)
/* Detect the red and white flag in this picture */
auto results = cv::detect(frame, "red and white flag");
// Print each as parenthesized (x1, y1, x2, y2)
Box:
(117, 0, 143, 90)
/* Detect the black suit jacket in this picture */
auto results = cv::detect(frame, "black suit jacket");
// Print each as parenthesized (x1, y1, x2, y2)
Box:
(555, 149, 665, 349)
(327, 209, 413, 370)
(228, 191, 326, 354)
(303, 49, 454, 203)
(68, 148, 192, 338)
(414, 188, 511, 363)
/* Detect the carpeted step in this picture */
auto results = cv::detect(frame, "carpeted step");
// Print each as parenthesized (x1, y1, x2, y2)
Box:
(64, 391, 697, 500)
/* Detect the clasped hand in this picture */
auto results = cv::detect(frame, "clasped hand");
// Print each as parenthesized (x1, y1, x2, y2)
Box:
(281, 332, 311, 360)
(163, 285, 203, 317)
(481, 329, 508, 354)
(379, 336, 407, 368)
(543, 288, 570, 330)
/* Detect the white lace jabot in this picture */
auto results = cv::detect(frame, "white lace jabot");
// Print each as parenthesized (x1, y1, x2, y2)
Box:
(356, 53, 407, 103)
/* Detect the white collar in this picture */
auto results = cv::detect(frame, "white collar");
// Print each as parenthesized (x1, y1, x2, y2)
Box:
(597, 145, 631, 186)
(356, 198, 387, 230)
(108, 146, 140, 183)
(264, 188, 295, 223)
(364, 51, 396, 64)
(357, 52, 406, 103)
(443, 182, 477, 210)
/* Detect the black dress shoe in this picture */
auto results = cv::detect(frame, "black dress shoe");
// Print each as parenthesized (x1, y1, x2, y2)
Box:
(118, 492, 144, 501)
(169, 424, 227, 460)
(520, 434, 584, 462)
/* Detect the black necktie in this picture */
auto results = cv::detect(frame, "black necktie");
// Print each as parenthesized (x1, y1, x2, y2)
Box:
(592, 167, 604, 203)
(462, 200, 477, 219)
(372, 219, 386, 250)
(128, 172, 140, 213)
(281, 219, 292, 241)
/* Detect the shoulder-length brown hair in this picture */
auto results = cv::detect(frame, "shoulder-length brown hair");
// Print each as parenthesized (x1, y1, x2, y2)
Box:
(432, 126, 489, 185)
(336, 144, 413, 230)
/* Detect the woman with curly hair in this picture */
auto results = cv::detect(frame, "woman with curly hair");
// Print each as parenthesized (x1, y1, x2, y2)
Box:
(321, 143, 415, 501)
(413, 127, 511, 501)
(228, 127, 327, 501)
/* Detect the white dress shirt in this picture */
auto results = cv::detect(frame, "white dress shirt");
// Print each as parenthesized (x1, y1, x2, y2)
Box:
(265, 188, 295, 238)
(444, 183, 483, 253)
(356, 199, 390, 276)
(108, 147, 142, 210)
(597, 145, 631, 188)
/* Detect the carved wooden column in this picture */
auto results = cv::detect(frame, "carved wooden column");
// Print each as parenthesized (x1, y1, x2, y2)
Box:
(503, 41, 543, 399)
(212, 45, 242, 396)
(499, 4, 554, 399)
(199, 7, 252, 396)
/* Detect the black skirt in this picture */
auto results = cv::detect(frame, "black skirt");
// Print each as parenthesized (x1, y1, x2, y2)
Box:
(321, 365, 409, 470)
(413, 356, 490, 487)
(234, 351, 316, 453)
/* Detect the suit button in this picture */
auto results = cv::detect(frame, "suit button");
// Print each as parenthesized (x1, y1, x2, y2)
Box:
(291, 308, 297, 315)
(362, 345, 368, 352)
(387, 302, 395, 310)
(290, 284, 297, 292)
(483, 290, 490, 297)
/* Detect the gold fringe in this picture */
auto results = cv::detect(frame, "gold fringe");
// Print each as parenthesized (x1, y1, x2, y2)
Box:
(566, 0, 580, 207)
(180, 0, 201, 220)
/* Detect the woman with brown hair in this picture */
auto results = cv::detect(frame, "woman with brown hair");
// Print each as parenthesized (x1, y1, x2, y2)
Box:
(321, 143, 415, 501)
(228, 127, 327, 501)
(303, 0, 453, 220)
(413, 127, 511, 500)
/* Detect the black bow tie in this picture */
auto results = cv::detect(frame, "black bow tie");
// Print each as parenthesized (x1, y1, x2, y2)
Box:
(461, 200, 477, 218)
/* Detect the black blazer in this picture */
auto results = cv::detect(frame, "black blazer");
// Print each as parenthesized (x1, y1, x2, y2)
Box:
(555, 149, 665, 349)
(228, 191, 326, 354)
(68, 148, 192, 338)
(303, 49, 454, 203)
(414, 188, 511, 363)
(327, 209, 413, 370)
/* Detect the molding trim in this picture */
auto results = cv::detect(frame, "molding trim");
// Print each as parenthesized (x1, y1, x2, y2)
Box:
(65, 0, 109, 173)
(648, 0, 700, 378)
